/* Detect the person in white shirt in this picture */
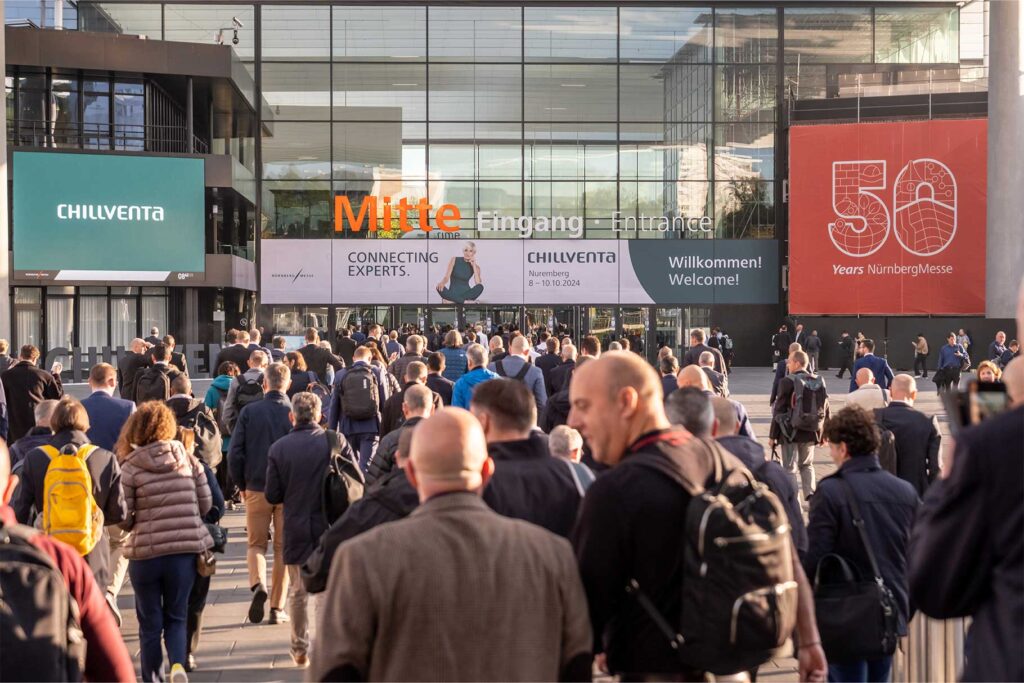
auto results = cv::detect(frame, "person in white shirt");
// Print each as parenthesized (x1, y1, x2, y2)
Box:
(845, 367, 890, 410)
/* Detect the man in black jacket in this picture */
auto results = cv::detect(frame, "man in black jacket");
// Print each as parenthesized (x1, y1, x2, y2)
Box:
(569, 353, 825, 680)
(378, 362, 442, 438)
(535, 337, 562, 397)
(336, 328, 358, 368)
(425, 352, 455, 406)
(770, 350, 829, 503)
(302, 425, 420, 595)
(836, 331, 855, 379)
(681, 328, 727, 374)
(367, 385, 433, 486)
(159, 335, 189, 376)
(133, 344, 182, 403)
(266, 392, 354, 667)
(698, 351, 729, 397)
(215, 330, 253, 371)
(804, 330, 823, 374)
(470, 378, 580, 538)
(117, 338, 150, 402)
(297, 327, 344, 380)
(228, 363, 294, 626)
(874, 374, 941, 496)
(548, 343, 577, 396)
(2, 345, 63, 442)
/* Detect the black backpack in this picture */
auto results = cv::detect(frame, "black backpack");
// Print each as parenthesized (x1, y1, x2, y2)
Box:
(786, 373, 828, 434)
(494, 359, 531, 381)
(0, 522, 85, 682)
(234, 373, 265, 415)
(321, 430, 365, 526)
(873, 410, 899, 476)
(178, 401, 223, 471)
(212, 385, 230, 435)
(341, 365, 379, 421)
(628, 437, 798, 675)
(134, 367, 171, 404)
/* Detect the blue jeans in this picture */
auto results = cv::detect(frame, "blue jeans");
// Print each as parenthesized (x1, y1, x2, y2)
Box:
(347, 432, 379, 472)
(130, 553, 196, 682)
(828, 656, 892, 682)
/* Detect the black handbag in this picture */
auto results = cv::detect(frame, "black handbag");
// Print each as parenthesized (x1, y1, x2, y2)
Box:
(205, 522, 228, 554)
(812, 477, 899, 662)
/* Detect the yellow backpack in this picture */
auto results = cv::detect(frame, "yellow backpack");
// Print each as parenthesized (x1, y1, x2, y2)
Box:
(41, 444, 104, 556)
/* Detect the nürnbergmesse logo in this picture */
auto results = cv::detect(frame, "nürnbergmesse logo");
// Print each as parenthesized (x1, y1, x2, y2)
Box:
(57, 204, 166, 221)
(828, 158, 957, 258)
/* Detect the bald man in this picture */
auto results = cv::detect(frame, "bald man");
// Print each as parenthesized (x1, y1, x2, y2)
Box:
(570, 354, 825, 680)
(312, 409, 592, 681)
(677, 365, 756, 439)
(874, 373, 941, 496)
(845, 367, 890, 411)
(489, 335, 547, 410)
(116, 337, 151, 402)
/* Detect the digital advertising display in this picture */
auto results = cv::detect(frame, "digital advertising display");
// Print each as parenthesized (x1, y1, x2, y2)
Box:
(789, 119, 987, 315)
(13, 151, 206, 282)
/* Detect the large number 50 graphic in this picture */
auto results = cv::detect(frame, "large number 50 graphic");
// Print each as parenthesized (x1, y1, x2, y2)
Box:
(829, 159, 957, 258)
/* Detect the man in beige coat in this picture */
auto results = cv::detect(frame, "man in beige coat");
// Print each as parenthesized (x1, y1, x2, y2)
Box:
(311, 408, 592, 681)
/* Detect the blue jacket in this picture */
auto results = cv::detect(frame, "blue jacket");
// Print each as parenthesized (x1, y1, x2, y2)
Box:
(488, 356, 548, 410)
(937, 343, 969, 371)
(265, 422, 334, 565)
(81, 390, 135, 452)
(201, 461, 225, 525)
(440, 347, 468, 381)
(850, 354, 894, 392)
(452, 367, 500, 409)
(804, 455, 919, 635)
(227, 391, 292, 493)
(327, 361, 388, 436)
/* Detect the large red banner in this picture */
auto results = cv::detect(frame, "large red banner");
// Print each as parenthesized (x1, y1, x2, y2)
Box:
(789, 119, 986, 315)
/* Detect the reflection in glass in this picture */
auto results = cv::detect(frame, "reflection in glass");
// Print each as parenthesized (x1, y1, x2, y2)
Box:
(525, 7, 617, 62)
(429, 65, 522, 122)
(111, 297, 138, 350)
(80, 297, 108, 350)
(113, 80, 144, 151)
(333, 64, 426, 120)
(714, 124, 774, 182)
(46, 297, 74, 355)
(661, 64, 713, 123)
(333, 7, 426, 61)
(784, 64, 827, 101)
(784, 9, 871, 64)
(51, 74, 79, 148)
(262, 181, 332, 238)
(619, 8, 712, 63)
(333, 122, 424, 180)
(524, 65, 617, 122)
(715, 8, 778, 64)
(429, 7, 521, 62)
(875, 7, 958, 64)
(141, 296, 168, 340)
(262, 6, 330, 61)
(77, 3, 162, 38)
(164, 5, 256, 60)
(716, 66, 776, 123)
(262, 122, 331, 180)
(263, 63, 330, 120)
(715, 180, 775, 239)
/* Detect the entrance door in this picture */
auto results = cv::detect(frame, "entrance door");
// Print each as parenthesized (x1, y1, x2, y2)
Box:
(619, 307, 649, 357)
(396, 306, 427, 331)
(429, 307, 459, 333)
(586, 307, 616, 350)
(463, 306, 519, 336)
(655, 308, 684, 358)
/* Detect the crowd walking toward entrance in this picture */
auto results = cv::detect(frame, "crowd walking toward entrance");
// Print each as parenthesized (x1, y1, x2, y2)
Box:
(0, 301, 1022, 683)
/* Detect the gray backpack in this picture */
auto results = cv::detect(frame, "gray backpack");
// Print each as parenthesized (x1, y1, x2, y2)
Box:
(788, 373, 828, 433)
(0, 523, 85, 681)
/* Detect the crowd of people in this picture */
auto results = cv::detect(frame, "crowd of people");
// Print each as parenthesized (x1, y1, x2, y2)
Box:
(0, 309, 1021, 683)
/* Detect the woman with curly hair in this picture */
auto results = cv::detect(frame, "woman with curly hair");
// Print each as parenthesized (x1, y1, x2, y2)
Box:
(116, 402, 213, 683)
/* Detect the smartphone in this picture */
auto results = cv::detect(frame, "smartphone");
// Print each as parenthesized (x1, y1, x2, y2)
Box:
(943, 380, 1008, 434)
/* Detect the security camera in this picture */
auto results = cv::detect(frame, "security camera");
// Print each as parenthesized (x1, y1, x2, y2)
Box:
(232, 16, 244, 29)
(232, 29, 240, 45)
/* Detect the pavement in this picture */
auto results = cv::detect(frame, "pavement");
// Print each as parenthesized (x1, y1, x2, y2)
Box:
(112, 366, 950, 682)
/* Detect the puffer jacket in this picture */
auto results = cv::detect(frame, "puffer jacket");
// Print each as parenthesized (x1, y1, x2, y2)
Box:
(119, 439, 213, 560)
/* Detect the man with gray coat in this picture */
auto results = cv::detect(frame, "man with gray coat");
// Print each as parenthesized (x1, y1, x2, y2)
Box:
(488, 335, 547, 411)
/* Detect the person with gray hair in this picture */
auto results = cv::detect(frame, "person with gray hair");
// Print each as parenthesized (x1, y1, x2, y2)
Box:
(266, 390, 356, 667)
(222, 348, 270, 434)
(389, 334, 427, 381)
(452, 343, 498, 409)
(488, 335, 508, 364)
(8, 399, 58, 484)
(549, 425, 594, 495)
(698, 351, 729, 398)
(368, 384, 436, 486)
(665, 386, 715, 437)
(228, 361, 294, 626)
(379, 361, 443, 441)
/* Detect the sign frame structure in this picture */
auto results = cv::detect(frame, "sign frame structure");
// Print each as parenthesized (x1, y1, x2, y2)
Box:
(788, 119, 987, 316)
(260, 237, 779, 306)
(12, 151, 206, 283)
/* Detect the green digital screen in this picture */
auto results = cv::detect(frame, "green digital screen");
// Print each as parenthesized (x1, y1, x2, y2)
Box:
(13, 151, 205, 278)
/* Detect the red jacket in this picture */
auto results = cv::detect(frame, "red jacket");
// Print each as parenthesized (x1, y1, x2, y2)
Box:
(0, 505, 135, 682)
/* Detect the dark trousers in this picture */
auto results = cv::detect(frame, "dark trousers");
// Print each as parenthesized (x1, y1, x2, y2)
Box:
(934, 367, 961, 394)
(216, 451, 239, 501)
(130, 553, 196, 682)
(914, 353, 929, 377)
(837, 357, 854, 378)
(827, 656, 892, 682)
(186, 573, 212, 657)
(347, 432, 380, 472)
